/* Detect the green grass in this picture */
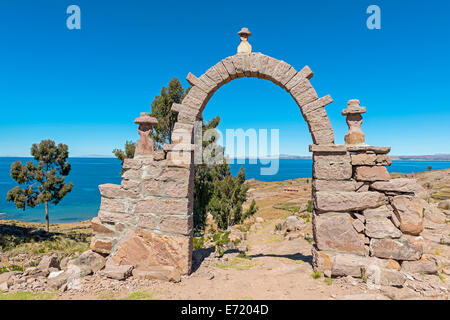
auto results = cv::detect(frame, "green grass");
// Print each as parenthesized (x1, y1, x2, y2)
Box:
(120, 290, 155, 300)
(431, 188, 450, 200)
(0, 291, 55, 300)
(273, 202, 300, 213)
(324, 277, 333, 285)
(215, 257, 257, 271)
(96, 290, 118, 300)
(1, 235, 89, 256)
(0, 264, 24, 274)
(311, 271, 322, 279)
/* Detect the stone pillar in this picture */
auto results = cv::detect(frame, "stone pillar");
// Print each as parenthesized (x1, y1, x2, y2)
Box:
(134, 112, 158, 158)
(342, 99, 366, 145)
(90, 113, 193, 281)
(311, 103, 427, 284)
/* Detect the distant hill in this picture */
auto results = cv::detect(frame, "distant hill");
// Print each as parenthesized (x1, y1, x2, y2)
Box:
(391, 154, 450, 161)
(278, 154, 450, 161)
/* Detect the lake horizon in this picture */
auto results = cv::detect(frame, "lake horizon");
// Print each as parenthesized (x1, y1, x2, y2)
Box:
(1, 157, 449, 224)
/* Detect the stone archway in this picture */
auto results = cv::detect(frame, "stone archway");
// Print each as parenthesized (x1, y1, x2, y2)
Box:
(90, 42, 426, 282)
(170, 52, 334, 146)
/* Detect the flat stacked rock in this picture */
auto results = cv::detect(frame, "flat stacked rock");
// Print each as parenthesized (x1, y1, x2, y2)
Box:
(311, 100, 431, 284)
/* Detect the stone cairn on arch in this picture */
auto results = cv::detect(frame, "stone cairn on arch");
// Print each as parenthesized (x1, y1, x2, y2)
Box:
(90, 29, 428, 284)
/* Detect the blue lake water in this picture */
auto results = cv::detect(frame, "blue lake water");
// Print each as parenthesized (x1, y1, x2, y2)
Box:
(0, 157, 449, 223)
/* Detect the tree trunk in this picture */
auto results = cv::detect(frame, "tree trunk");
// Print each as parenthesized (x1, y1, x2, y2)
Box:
(45, 201, 49, 232)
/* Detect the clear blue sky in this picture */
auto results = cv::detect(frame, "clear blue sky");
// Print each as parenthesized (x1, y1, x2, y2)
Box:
(0, 0, 448, 157)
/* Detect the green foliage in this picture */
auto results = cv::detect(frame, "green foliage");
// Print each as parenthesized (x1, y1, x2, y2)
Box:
(193, 116, 223, 233)
(0, 291, 55, 300)
(6, 140, 73, 232)
(112, 141, 136, 174)
(193, 236, 205, 250)
(0, 265, 24, 274)
(324, 277, 333, 285)
(306, 200, 313, 213)
(212, 231, 231, 257)
(311, 271, 322, 279)
(208, 167, 258, 230)
(193, 116, 257, 233)
(151, 78, 189, 148)
(112, 78, 188, 165)
(121, 290, 155, 300)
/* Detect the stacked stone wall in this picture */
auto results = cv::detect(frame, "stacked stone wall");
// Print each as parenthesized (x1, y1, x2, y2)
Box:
(311, 144, 428, 284)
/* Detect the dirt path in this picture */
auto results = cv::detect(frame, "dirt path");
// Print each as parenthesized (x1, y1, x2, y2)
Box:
(57, 216, 445, 300)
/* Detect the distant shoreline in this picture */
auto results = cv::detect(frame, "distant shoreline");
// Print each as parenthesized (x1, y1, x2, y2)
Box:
(0, 155, 449, 161)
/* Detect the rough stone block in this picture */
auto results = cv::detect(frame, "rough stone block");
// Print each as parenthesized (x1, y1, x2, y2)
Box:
(100, 198, 128, 214)
(204, 66, 223, 87)
(123, 159, 143, 170)
(240, 53, 251, 76)
(141, 180, 162, 196)
(271, 61, 296, 87)
(199, 73, 218, 91)
(91, 217, 115, 236)
(222, 57, 238, 79)
(99, 183, 138, 199)
(256, 54, 270, 79)
(310, 128, 335, 145)
(312, 247, 332, 277)
(312, 179, 358, 192)
(309, 144, 347, 153)
(365, 215, 402, 239)
(98, 210, 133, 225)
(346, 145, 391, 154)
(172, 123, 193, 144)
(313, 153, 352, 180)
(291, 86, 318, 107)
(249, 52, 262, 77)
(370, 178, 426, 198)
(390, 196, 425, 235)
(181, 93, 203, 111)
(112, 229, 191, 275)
(231, 55, 245, 77)
(330, 253, 401, 278)
(135, 198, 191, 215)
(132, 266, 181, 282)
(302, 95, 333, 116)
(354, 166, 390, 182)
(289, 78, 312, 98)
(186, 72, 214, 93)
(159, 215, 193, 236)
(369, 236, 423, 261)
(262, 56, 280, 80)
(313, 212, 366, 256)
(158, 166, 191, 182)
(90, 238, 113, 255)
(167, 150, 192, 167)
(285, 66, 313, 91)
(352, 219, 365, 233)
(214, 61, 230, 84)
(163, 179, 192, 198)
(401, 259, 438, 274)
(314, 191, 386, 212)
(136, 214, 158, 230)
(351, 153, 377, 166)
(186, 86, 208, 103)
